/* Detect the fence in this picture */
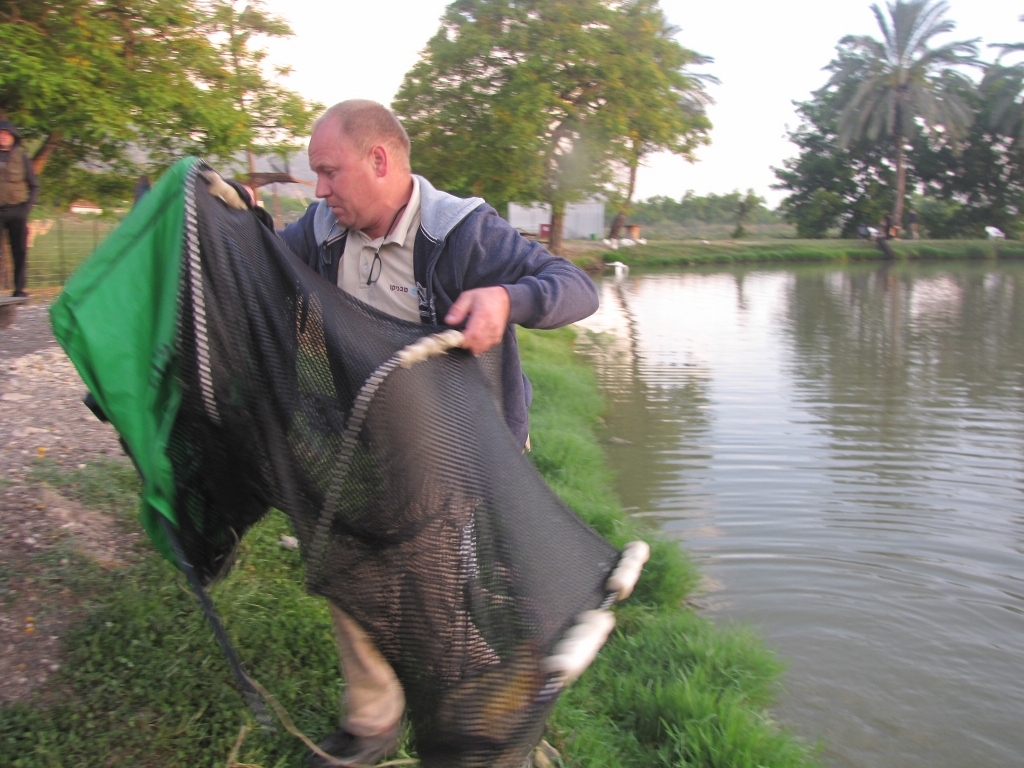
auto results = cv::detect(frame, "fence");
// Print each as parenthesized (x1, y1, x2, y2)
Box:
(0, 200, 309, 292)
(0, 214, 124, 291)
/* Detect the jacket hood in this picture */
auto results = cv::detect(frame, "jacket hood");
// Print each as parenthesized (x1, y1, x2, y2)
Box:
(0, 120, 22, 146)
(312, 174, 484, 245)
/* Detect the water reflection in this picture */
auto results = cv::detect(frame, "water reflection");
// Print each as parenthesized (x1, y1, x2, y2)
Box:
(576, 263, 1024, 768)
(575, 278, 714, 526)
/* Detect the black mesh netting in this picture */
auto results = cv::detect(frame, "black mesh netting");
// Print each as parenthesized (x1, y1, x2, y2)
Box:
(167, 164, 620, 767)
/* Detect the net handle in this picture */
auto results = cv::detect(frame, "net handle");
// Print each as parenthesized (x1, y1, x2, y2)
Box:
(396, 329, 465, 368)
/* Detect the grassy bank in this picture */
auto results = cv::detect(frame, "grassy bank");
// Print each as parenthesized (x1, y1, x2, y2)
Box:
(1, 329, 816, 767)
(566, 237, 1024, 271)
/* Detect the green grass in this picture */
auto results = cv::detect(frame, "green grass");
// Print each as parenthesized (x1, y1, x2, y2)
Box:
(592, 238, 1024, 269)
(0, 472, 348, 767)
(31, 459, 143, 522)
(0, 330, 817, 767)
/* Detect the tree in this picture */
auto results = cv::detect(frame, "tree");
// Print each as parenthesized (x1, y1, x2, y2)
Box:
(777, 67, 1024, 239)
(393, 0, 713, 254)
(731, 190, 763, 239)
(208, 1, 318, 187)
(773, 89, 898, 238)
(985, 16, 1024, 148)
(602, 0, 713, 239)
(0, 0, 314, 208)
(1, 0, 241, 177)
(826, 0, 979, 229)
(909, 68, 1024, 237)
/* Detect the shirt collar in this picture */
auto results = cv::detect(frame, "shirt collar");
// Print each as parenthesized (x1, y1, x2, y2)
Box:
(382, 176, 420, 246)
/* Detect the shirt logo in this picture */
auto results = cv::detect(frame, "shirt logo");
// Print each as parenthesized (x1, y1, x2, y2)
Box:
(390, 284, 415, 295)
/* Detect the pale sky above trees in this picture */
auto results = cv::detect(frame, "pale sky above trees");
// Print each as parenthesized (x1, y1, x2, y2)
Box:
(260, 0, 1021, 205)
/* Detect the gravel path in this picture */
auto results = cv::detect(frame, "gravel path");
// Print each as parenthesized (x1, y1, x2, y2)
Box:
(1, 300, 129, 704)
(0, 303, 58, 363)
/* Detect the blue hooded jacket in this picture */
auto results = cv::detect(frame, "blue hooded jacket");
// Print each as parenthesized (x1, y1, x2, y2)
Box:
(280, 176, 599, 447)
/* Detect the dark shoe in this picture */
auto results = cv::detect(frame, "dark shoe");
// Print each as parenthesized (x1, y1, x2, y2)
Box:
(308, 725, 400, 767)
(12, 291, 28, 298)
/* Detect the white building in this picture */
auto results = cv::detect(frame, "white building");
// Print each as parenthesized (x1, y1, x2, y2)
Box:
(507, 200, 605, 239)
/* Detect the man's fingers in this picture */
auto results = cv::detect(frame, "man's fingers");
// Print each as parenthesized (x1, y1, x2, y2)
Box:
(445, 293, 472, 325)
(460, 315, 491, 356)
(444, 287, 510, 355)
(202, 170, 247, 210)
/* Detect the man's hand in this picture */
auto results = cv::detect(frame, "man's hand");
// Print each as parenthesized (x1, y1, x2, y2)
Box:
(201, 170, 248, 210)
(444, 286, 511, 355)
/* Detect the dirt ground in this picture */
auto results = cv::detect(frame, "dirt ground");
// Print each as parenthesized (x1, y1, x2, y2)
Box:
(0, 299, 132, 705)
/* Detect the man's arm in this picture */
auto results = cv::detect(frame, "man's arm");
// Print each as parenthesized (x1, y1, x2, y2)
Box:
(23, 152, 38, 210)
(280, 205, 312, 255)
(452, 207, 599, 337)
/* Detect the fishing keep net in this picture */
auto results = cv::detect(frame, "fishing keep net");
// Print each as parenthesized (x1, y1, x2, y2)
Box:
(53, 159, 648, 768)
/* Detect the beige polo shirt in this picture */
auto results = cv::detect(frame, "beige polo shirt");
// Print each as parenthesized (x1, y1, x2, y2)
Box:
(337, 177, 421, 323)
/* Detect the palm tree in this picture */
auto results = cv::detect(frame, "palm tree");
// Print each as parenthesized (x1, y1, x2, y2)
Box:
(827, 0, 979, 229)
(985, 16, 1024, 145)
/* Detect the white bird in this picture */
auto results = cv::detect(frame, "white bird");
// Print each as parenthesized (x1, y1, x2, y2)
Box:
(607, 261, 629, 279)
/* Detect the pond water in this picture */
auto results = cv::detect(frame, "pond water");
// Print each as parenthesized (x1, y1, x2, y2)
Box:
(574, 262, 1024, 768)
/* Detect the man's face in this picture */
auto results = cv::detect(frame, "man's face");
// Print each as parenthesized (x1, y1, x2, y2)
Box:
(308, 121, 379, 231)
(0, 131, 14, 151)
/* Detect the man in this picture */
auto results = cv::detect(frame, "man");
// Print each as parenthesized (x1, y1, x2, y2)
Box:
(908, 208, 920, 240)
(882, 212, 896, 240)
(281, 101, 599, 767)
(0, 120, 39, 298)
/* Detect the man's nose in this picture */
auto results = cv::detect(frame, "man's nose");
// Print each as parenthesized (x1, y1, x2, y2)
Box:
(314, 175, 330, 199)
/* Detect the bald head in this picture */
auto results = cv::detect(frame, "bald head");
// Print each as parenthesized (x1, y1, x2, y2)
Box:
(308, 100, 415, 239)
(314, 100, 411, 171)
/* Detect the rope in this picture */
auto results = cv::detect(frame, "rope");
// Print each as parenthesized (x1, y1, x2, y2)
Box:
(243, 674, 418, 767)
(183, 159, 221, 425)
(164, 515, 420, 766)
(161, 516, 274, 730)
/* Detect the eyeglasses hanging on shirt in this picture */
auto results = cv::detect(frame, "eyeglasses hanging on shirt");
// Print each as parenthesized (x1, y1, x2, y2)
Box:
(367, 203, 408, 286)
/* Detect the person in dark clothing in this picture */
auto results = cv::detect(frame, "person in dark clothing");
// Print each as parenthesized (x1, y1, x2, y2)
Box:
(0, 120, 39, 298)
(882, 212, 896, 240)
(908, 209, 920, 240)
(133, 175, 151, 206)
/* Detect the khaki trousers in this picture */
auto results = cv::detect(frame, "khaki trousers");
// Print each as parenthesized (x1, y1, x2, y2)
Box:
(327, 430, 530, 738)
(329, 604, 405, 737)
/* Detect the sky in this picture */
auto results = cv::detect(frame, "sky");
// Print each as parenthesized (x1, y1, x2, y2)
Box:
(259, 0, 1022, 207)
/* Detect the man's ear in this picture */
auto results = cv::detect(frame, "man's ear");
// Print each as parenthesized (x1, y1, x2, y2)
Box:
(370, 145, 389, 178)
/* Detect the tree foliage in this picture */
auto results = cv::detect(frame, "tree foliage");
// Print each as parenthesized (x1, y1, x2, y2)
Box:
(208, 1, 318, 169)
(984, 15, 1024, 148)
(602, 0, 713, 238)
(393, 0, 713, 253)
(774, 71, 1024, 239)
(772, 1, 1024, 239)
(824, 0, 979, 225)
(773, 87, 898, 238)
(909, 72, 1024, 238)
(629, 191, 778, 227)
(0, 0, 314, 206)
